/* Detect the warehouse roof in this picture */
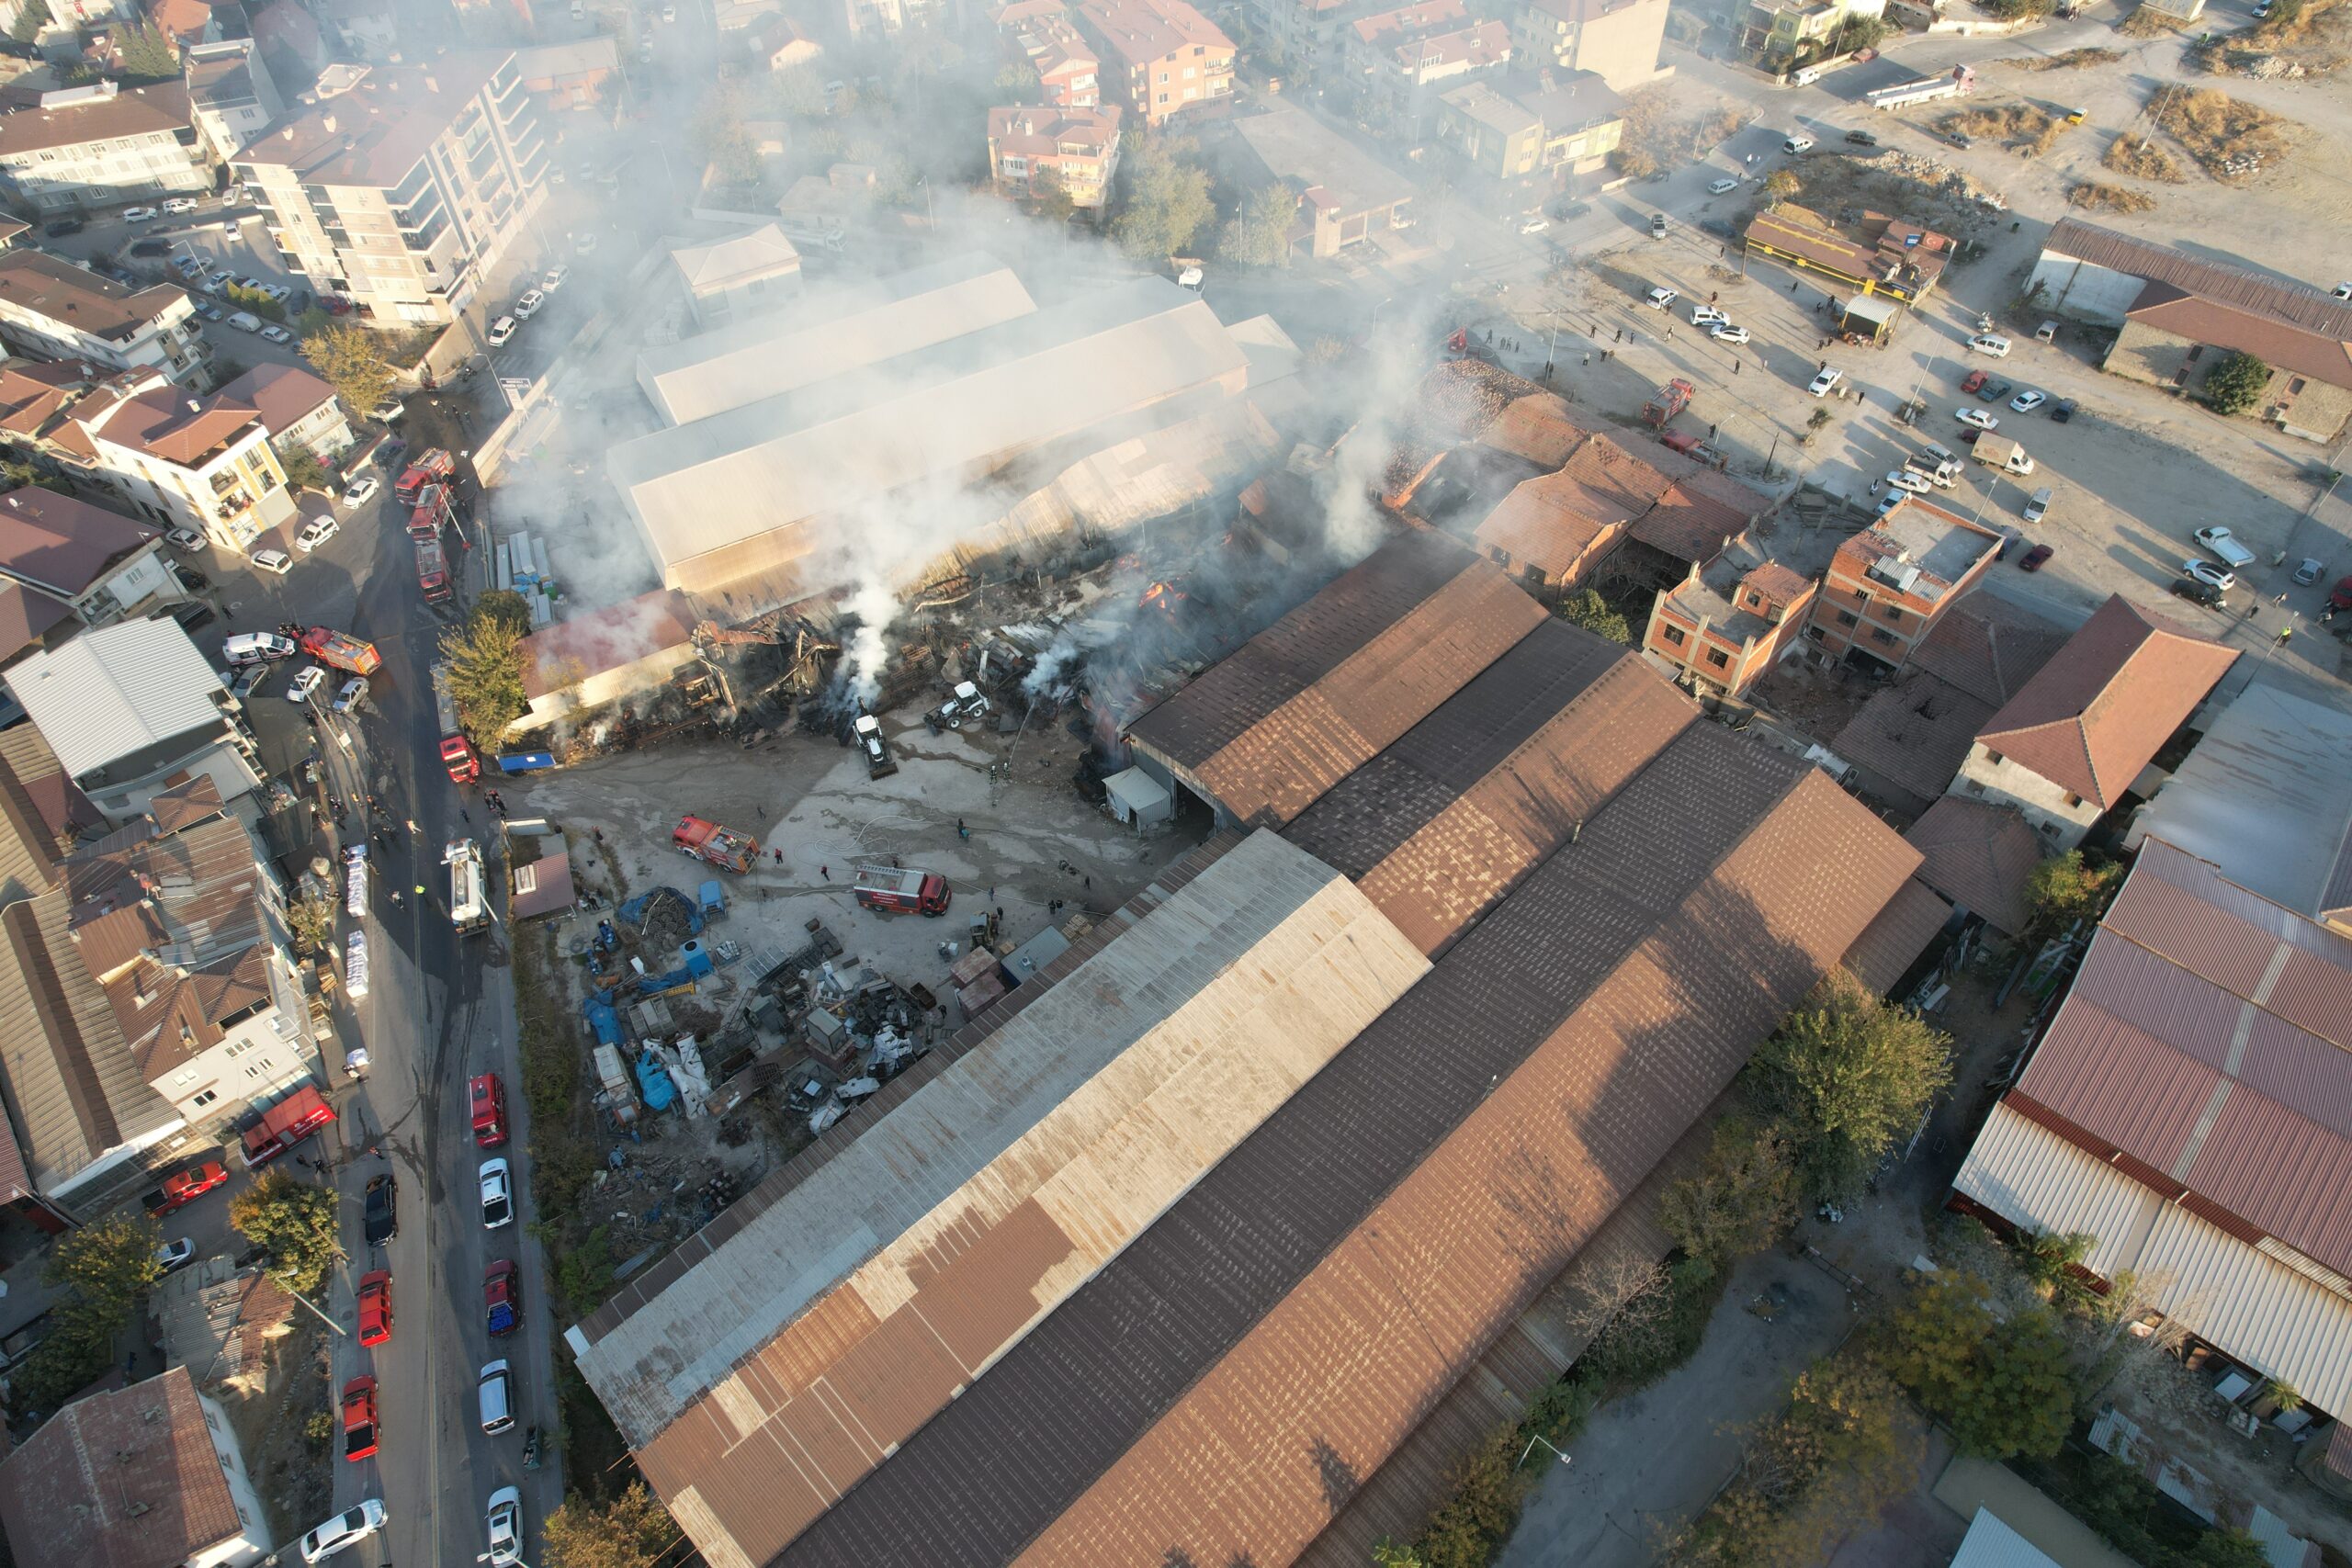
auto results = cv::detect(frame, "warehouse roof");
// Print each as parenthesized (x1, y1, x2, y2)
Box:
(572, 830, 1430, 1568)
(4, 615, 225, 781)
(1125, 530, 1548, 827)
(516, 590, 698, 701)
(778, 726, 1918, 1568)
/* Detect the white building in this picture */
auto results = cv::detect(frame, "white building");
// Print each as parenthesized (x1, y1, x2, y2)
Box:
(0, 487, 183, 626)
(0, 81, 208, 215)
(669, 222, 803, 328)
(65, 371, 297, 549)
(216, 362, 356, 464)
(0, 248, 213, 389)
(185, 39, 287, 164)
(232, 56, 548, 326)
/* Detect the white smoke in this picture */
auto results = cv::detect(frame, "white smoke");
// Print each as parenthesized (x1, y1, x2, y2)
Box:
(837, 575, 900, 704)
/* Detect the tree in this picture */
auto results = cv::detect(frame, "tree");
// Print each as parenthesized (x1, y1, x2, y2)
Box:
(302, 321, 394, 419)
(1744, 969, 1953, 1199)
(1763, 168, 1801, 201)
(1109, 130, 1214, 262)
(1661, 1116, 1798, 1265)
(694, 85, 764, 187)
(280, 447, 330, 495)
(1613, 85, 1674, 179)
(1555, 588, 1632, 644)
(288, 890, 335, 955)
(2188, 1531, 2276, 1568)
(771, 63, 831, 118)
(7, 0, 49, 44)
(116, 20, 180, 83)
(1217, 183, 1296, 267)
(224, 282, 285, 322)
(540, 1483, 684, 1568)
(992, 59, 1042, 103)
(1676, 1355, 1914, 1567)
(440, 590, 533, 740)
(230, 1171, 343, 1296)
(1413, 1424, 1530, 1568)
(1883, 1272, 2074, 1461)
(7, 1213, 164, 1416)
(2022, 849, 2120, 939)
(1832, 14, 1887, 52)
(2202, 350, 2270, 416)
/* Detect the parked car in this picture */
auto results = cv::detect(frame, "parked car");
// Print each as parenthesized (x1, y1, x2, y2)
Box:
(480, 1158, 514, 1228)
(1707, 176, 1741, 195)
(356, 1270, 393, 1346)
(342, 1377, 379, 1462)
(1887, 469, 1932, 495)
(1808, 367, 1843, 397)
(1518, 216, 1549, 234)
(2182, 558, 2237, 592)
(343, 475, 380, 506)
(166, 526, 204, 551)
(261, 324, 293, 344)
(231, 665, 269, 699)
(156, 1237, 198, 1272)
(285, 665, 327, 704)
(1645, 287, 1679, 310)
(2049, 397, 2077, 423)
(1690, 305, 1729, 327)
(331, 676, 368, 715)
(1956, 407, 1999, 431)
(1551, 199, 1592, 220)
(2294, 558, 2325, 586)
(121, 206, 159, 222)
(130, 237, 169, 257)
(2333, 575, 2352, 611)
(141, 1161, 228, 1216)
(1782, 133, 1815, 153)
(514, 288, 546, 318)
(300, 1500, 388, 1564)
(540, 265, 570, 291)
(2169, 577, 2223, 605)
(1710, 324, 1750, 344)
(487, 315, 517, 346)
(1843, 129, 1878, 146)
(1968, 333, 2012, 357)
(41, 219, 83, 237)
(296, 514, 339, 552)
(1648, 212, 1668, 238)
(161, 197, 198, 215)
(1699, 217, 1735, 239)
(364, 1171, 397, 1245)
(485, 1487, 524, 1567)
(2018, 543, 2053, 571)
(2009, 389, 2047, 413)
(168, 601, 215, 633)
(485, 1258, 521, 1336)
(195, 300, 224, 321)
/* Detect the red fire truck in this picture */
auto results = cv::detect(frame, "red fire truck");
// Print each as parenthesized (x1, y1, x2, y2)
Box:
(854, 865, 952, 916)
(407, 480, 454, 541)
(430, 662, 480, 783)
(673, 815, 760, 873)
(240, 1083, 336, 1168)
(300, 626, 382, 675)
(414, 532, 451, 603)
(394, 447, 454, 506)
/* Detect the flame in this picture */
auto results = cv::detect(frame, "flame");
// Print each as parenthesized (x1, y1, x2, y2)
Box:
(1139, 581, 1188, 615)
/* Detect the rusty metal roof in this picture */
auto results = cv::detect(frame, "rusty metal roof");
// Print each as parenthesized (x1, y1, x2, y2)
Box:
(775, 728, 1919, 1568)
(1124, 530, 1547, 826)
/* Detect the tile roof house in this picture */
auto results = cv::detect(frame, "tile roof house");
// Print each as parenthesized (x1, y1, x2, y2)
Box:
(0, 249, 211, 391)
(0, 1365, 271, 1568)
(1744, 204, 1955, 304)
(1904, 795, 2041, 937)
(1071, 0, 1235, 127)
(1952, 593, 2237, 849)
(212, 363, 353, 463)
(0, 488, 180, 627)
(988, 103, 1125, 211)
(1954, 840, 2352, 1471)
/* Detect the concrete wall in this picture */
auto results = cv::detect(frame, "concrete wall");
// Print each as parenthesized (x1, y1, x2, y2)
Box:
(1951, 741, 2096, 849)
(2027, 252, 2150, 326)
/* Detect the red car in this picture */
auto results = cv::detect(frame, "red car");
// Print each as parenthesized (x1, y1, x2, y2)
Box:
(1961, 367, 1990, 395)
(141, 1160, 228, 1217)
(484, 1259, 520, 1337)
(2332, 575, 2352, 612)
(356, 1270, 392, 1347)
(2018, 544, 2054, 572)
(341, 1376, 379, 1462)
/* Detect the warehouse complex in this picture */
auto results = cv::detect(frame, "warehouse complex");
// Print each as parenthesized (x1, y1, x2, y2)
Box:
(569, 532, 1929, 1568)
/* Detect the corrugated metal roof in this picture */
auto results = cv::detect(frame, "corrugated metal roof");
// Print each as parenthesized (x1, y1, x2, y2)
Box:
(575, 830, 1430, 1568)
(2, 616, 226, 781)
(1949, 1508, 2063, 1568)
(2043, 217, 2352, 349)
(1958, 1103, 2352, 1416)
(1841, 876, 1950, 994)
(777, 729, 1919, 1568)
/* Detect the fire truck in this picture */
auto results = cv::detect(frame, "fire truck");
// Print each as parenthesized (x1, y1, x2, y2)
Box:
(446, 839, 490, 933)
(431, 662, 481, 783)
(414, 531, 452, 603)
(393, 447, 455, 506)
(300, 626, 381, 676)
(239, 1084, 336, 1168)
(407, 480, 454, 541)
(673, 815, 760, 873)
(854, 865, 952, 916)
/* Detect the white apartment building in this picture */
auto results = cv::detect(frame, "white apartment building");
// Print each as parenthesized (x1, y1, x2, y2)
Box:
(232, 55, 549, 326)
(216, 362, 356, 464)
(66, 371, 296, 549)
(0, 248, 213, 389)
(186, 40, 288, 164)
(0, 81, 209, 214)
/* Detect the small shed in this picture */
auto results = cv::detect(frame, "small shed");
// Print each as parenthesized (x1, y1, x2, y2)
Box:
(1102, 766, 1173, 831)
(510, 850, 576, 919)
(1838, 294, 1902, 345)
(997, 927, 1070, 990)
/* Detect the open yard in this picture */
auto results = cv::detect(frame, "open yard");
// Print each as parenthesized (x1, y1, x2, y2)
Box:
(2151, 85, 2299, 179)
(1939, 102, 2066, 156)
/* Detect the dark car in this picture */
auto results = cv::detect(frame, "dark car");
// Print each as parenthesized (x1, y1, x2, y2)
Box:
(1958, 426, 1985, 446)
(1700, 217, 1735, 239)
(130, 238, 170, 257)
(2332, 576, 2352, 612)
(1981, 378, 2015, 401)
(1843, 129, 1879, 146)
(1948, 130, 1973, 149)
(41, 218, 84, 238)
(2169, 578, 2223, 605)
(2018, 543, 2054, 572)
(2050, 397, 2077, 423)
(1551, 198, 1592, 220)
(363, 1173, 397, 1247)
(175, 565, 209, 591)
(166, 601, 215, 633)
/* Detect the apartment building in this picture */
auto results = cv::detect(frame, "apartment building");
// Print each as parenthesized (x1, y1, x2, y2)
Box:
(1001, 15, 1102, 107)
(988, 103, 1123, 209)
(215, 362, 356, 464)
(1804, 498, 2002, 674)
(1510, 0, 1668, 92)
(0, 81, 208, 215)
(185, 39, 287, 164)
(1435, 68, 1623, 185)
(1360, 18, 1510, 134)
(61, 371, 296, 550)
(0, 248, 212, 389)
(1074, 0, 1236, 128)
(0, 487, 183, 626)
(232, 56, 548, 327)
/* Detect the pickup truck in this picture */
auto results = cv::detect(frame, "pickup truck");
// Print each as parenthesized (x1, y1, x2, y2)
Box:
(142, 1160, 228, 1216)
(342, 1376, 379, 1462)
(485, 1258, 521, 1337)
(363, 1173, 398, 1247)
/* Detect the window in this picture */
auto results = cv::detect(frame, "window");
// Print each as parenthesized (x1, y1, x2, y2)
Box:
(1660, 624, 1686, 647)
(1835, 609, 1859, 627)
(1882, 605, 1903, 625)
(1183, 66, 1196, 78)
(1869, 627, 1897, 646)
(1158, 71, 1169, 83)
(2063, 792, 2083, 808)
(1984, 749, 2004, 764)
(191, 1089, 218, 1108)
(1704, 648, 1731, 669)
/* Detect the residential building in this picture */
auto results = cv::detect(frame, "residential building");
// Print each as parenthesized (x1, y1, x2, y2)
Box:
(2031, 217, 2352, 444)
(149, 0, 220, 47)
(0, 248, 211, 389)
(3, 613, 260, 823)
(214, 362, 356, 464)
(0, 80, 206, 214)
(1510, 0, 1668, 92)
(1446, 426, 1702, 596)
(1343, 0, 1468, 78)
(1951, 593, 2237, 848)
(0, 487, 184, 626)
(248, 0, 332, 80)
(1643, 529, 1832, 698)
(0, 1366, 271, 1568)
(988, 103, 1123, 209)
(1222, 105, 1411, 258)
(1243, 0, 1397, 73)
(836, 0, 948, 36)
(512, 39, 624, 109)
(748, 13, 823, 71)
(1436, 68, 1623, 185)
(1361, 20, 1511, 134)
(1952, 840, 2352, 1484)
(1001, 14, 1101, 107)
(185, 40, 285, 164)
(1901, 795, 2041, 938)
(233, 56, 548, 327)
(320, 0, 398, 55)
(667, 222, 803, 328)
(1739, 0, 1886, 61)
(1073, 0, 1236, 128)
(1804, 497, 2003, 674)
(1745, 203, 1954, 304)
(62, 371, 297, 550)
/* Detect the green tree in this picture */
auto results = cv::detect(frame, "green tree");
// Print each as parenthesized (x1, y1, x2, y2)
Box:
(440, 590, 533, 740)
(1661, 1116, 1798, 1265)
(992, 59, 1042, 103)
(694, 85, 764, 187)
(2201, 349, 2270, 416)
(280, 447, 330, 494)
(1832, 14, 1888, 51)
(550, 1224, 616, 1314)
(8, 1213, 165, 1416)
(1413, 1424, 1531, 1568)
(2188, 1531, 2276, 1568)
(1883, 1272, 2074, 1461)
(2022, 849, 2120, 939)
(288, 890, 335, 955)
(116, 19, 180, 82)
(1555, 588, 1632, 644)
(7, 0, 50, 44)
(1109, 130, 1215, 263)
(1745, 969, 1952, 1200)
(1676, 1355, 1914, 1567)
(229, 1170, 343, 1296)
(301, 321, 394, 418)
(541, 1482, 684, 1568)
(1372, 1541, 1427, 1568)
(2016, 1228, 2096, 1300)
(1217, 183, 1297, 267)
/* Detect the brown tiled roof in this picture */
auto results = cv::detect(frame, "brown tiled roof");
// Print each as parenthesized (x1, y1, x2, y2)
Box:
(0, 579, 72, 659)
(1469, 468, 1622, 579)
(1744, 560, 1813, 604)
(988, 102, 1122, 157)
(1124, 530, 1548, 827)
(1839, 876, 1950, 994)
(1627, 479, 1753, 566)
(0, 723, 99, 846)
(145, 774, 225, 837)
(1976, 593, 2238, 808)
(0, 1366, 243, 1568)
(1351, 0, 1466, 43)
(1478, 392, 1603, 468)
(2044, 216, 2352, 347)
(0, 252, 189, 344)
(1905, 795, 2041, 937)
(213, 363, 336, 440)
(0, 82, 192, 157)
(2126, 283, 2352, 389)
(1832, 673, 1996, 804)
(1073, 0, 1233, 65)
(777, 728, 1918, 1568)
(87, 385, 261, 468)
(238, 56, 507, 187)
(0, 488, 160, 597)
(1905, 590, 2070, 707)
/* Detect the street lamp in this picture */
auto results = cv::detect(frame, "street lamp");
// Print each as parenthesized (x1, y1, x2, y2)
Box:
(1517, 1433, 1573, 1472)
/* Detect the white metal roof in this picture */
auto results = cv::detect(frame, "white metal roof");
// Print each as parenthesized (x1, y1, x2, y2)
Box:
(667, 221, 801, 297)
(1956, 1102, 2352, 1415)
(3, 616, 225, 779)
(1949, 1509, 2062, 1568)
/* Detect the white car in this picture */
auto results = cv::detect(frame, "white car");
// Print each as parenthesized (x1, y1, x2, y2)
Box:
(1645, 287, 1679, 310)
(1690, 305, 1729, 328)
(1519, 216, 1550, 234)
(514, 288, 546, 319)
(1968, 333, 2012, 357)
(331, 676, 368, 714)
(1710, 324, 1750, 345)
(2182, 558, 2236, 592)
(286, 664, 327, 704)
(487, 315, 517, 346)
(2336, 281, 2352, 301)
(1707, 176, 1741, 195)
(480, 1157, 514, 1228)
(156, 1237, 198, 1271)
(485, 1487, 523, 1567)
(161, 197, 198, 215)
(165, 526, 204, 551)
(662, 0, 675, 16)
(261, 324, 293, 344)
(1887, 469, 1933, 495)
(540, 265, 570, 291)
(1808, 367, 1843, 397)
(296, 514, 339, 552)
(2009, 389, 2047, 413)
(122, 205, 159, 222)
(1783, 134, 1815, 153)
(574, 231, 599, 254)
(300, 1500, 389, 1564)
(342, 475, 380, 507)
(250, 547, 294, 574)
(1955, 406, 1999, 430)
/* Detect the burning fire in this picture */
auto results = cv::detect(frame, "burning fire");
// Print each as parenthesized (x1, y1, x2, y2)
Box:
(1139, 581, 1188, 616)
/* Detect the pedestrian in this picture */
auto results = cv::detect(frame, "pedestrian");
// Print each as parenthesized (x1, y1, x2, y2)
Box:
(1709, 423, 1717, 439)
(1084, 874, 1091, 889)
(774, 849, 783, 865)
(2275, 592, 2289, 605)
(1710, 291, 1718, 304)
(988, 885, 995, 900)
(820, 864, 830, 879)
(1582, 352, 1590, 367)
(890, 854, 901, 868)
(1733, 360, 1740, 375)
(2278, 626, 2294, 647)
(1870, 478, 1883, 495)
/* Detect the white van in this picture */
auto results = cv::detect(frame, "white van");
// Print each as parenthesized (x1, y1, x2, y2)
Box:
(1783, 133, 1815, 154)
(227, 310, 263, 333)
(479, 1360, 514, 1434)
(222, 632, 296, 665)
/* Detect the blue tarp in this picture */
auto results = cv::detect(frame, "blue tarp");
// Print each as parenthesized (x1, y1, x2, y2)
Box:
(496, 751, 556, 773)
(617, 886, 702, 937)
(584, 993, 622, 1047)
(635, 1048, 676, 1111)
